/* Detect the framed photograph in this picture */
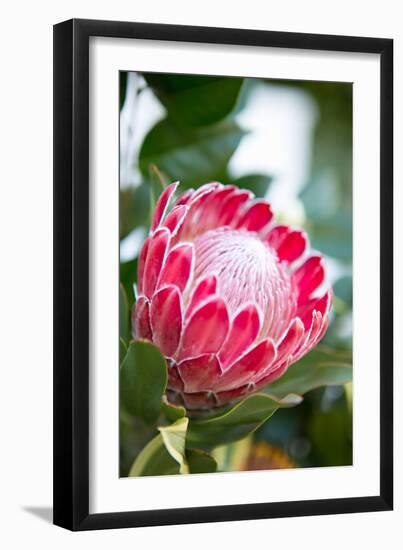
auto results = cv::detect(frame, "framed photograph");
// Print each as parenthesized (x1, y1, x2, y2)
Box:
(53, 18, 393, 530)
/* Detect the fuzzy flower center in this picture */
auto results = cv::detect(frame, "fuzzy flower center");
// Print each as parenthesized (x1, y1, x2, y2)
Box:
(192, 228, 297, 341)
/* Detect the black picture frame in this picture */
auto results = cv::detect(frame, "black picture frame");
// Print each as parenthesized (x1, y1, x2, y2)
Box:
(53, 18, 393, 531)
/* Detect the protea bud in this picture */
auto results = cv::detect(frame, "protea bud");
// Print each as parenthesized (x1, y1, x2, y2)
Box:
(133, 182, 332, 410)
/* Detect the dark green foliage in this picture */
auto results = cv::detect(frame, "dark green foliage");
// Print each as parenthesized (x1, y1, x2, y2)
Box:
(139, 118, 246, 187)
(120, 341, 167, 425)
(186, 449, 218, 474)
(143, 74, 243, 126)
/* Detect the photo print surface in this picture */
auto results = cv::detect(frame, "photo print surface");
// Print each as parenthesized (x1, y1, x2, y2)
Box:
(119, 72, 353, 478)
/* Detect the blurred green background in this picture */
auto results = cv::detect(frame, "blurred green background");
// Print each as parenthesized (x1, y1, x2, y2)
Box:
(119, 71, 352, 475)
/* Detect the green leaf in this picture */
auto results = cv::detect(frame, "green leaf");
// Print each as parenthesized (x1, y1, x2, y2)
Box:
(265, 346, 352, 399)
(187, 393, 301, 448)
(307, 398, 352, 467)
(139, 118, 247, 187)
(143, 74, 244, 127)
(120, 412, 155, 476)
(159, 417, 189, 474)
(234, 174, 272, 198)
(129, 417, 189, 477)
(128, 433, 179, 477)
(120, 340, 167, 425)
(161, 396, 186, 423)
(186, 449, 218, 474)
(119, 337, 128, 365)
(119, 284, 130, 345)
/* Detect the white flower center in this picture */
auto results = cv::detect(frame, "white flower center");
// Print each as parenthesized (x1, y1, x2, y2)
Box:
(193, 228, 297, 340)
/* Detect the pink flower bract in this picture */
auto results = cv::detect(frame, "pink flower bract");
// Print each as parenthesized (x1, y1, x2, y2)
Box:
(133, 182, 332, 410)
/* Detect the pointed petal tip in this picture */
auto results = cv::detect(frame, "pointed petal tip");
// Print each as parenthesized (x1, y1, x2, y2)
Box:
(142, 227, 170, 298)
(185, 274, 218, 319)
(215, 338, 276, 392)
(162, 204, 189, 235)
(294, 254, 326, 303)
(151, 181, 179, 231)
(277, 229, 307, 263)
(150, 285, 183, 358)
(132, 297, 152, 341)
(235, 200, 274, 232)
(219, 303, 262, 370)
(179, 297, 230, 359)
(275, 317, 305, 364)
(315, 288, 333, 316)
(156, 242, 194, 294)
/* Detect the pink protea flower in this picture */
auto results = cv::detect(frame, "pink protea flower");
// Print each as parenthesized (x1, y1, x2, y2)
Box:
(133, 182, 332, 410)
